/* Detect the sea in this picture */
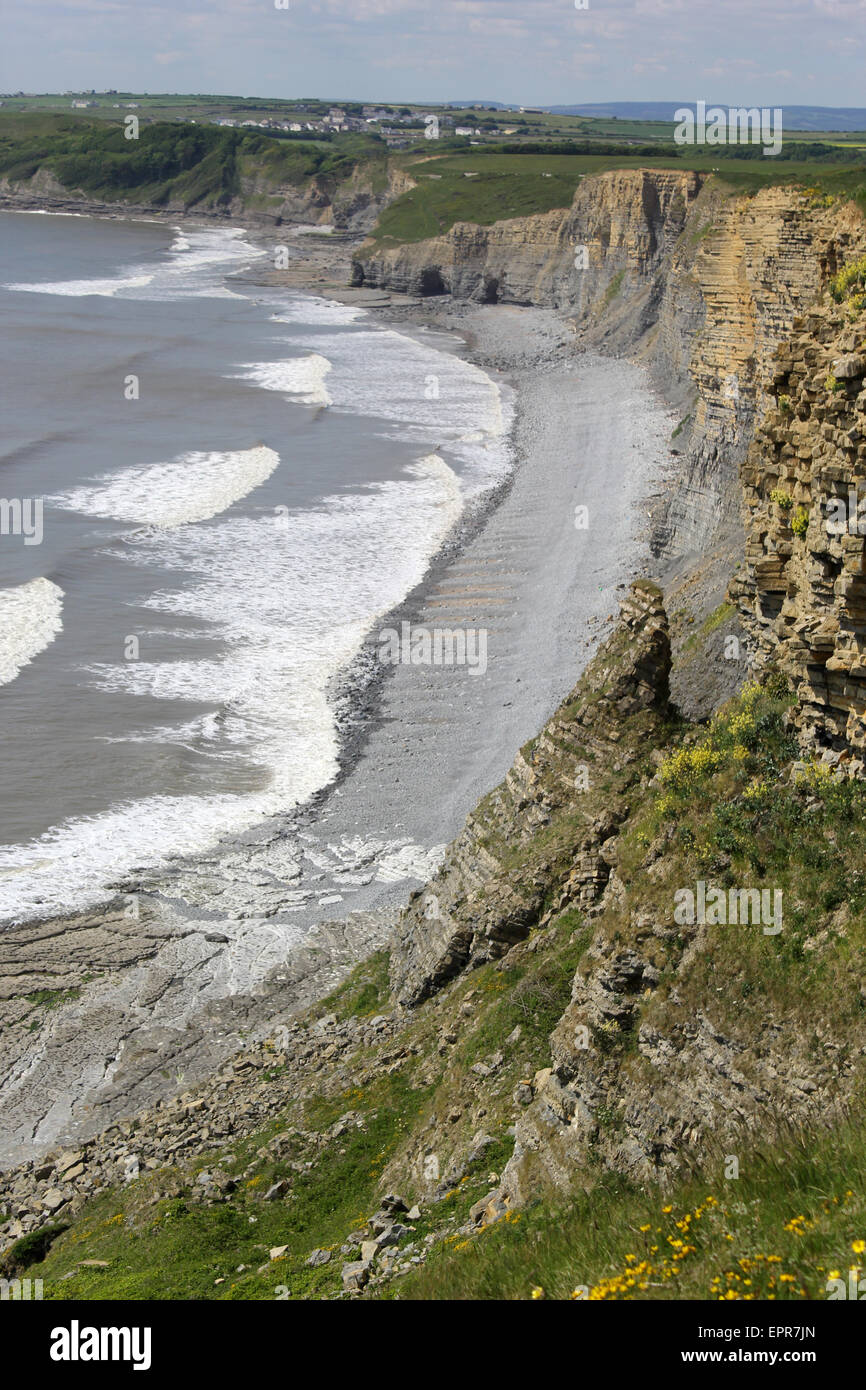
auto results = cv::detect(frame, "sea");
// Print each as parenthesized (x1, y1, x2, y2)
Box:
(0, 210, 511, 925)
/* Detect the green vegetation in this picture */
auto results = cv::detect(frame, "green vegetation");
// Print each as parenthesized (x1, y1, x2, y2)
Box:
(681, 601, 735, 655)
(0, 113, 386, 210)
(10, 907, 594, 1301)
(3, 106, 866, 241)
(0, 1223, 68, 1276)
(311, 950, 391, 1022)
(830, 253, 866, 304)
(366, 152, 587, 248)
(365, 144, 866, 250)
(455, 909, 591, 1073)
(603, 269, 626, 307)
(628, 676, 866, 1019)
(396, 1121, 866, 1300)
(25, 987, 82, 1009)
(26, 986, 83, 1029)
(24, 1068, 433, 1301)
(671, 413, 691, 440)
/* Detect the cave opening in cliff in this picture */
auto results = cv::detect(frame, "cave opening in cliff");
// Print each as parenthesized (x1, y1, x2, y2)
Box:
(418, 267, 448, 297)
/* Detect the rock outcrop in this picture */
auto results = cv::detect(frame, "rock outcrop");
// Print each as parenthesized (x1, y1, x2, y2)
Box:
(356, 169, 701, 310)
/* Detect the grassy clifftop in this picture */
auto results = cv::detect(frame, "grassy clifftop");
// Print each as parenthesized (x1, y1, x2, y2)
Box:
(0, 113, 388, 212)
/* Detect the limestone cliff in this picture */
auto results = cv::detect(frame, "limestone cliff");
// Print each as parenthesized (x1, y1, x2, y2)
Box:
(356, 174, 866, 576)
(732, 294, 866, 765)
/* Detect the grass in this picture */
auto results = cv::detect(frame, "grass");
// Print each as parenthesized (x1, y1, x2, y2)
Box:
(311, 950, 391, 1023)
(681, 601, 735, 654)
(366, 152, 587, 248)
(362, 147, 866, 250)
(3, 108, 866, 238)
(621, 676, 866, 1022)
(455, 911, 591, 1071)
(23, 1068, 433, 1301)
(4, 905, 597, 1301)
(394, 1118, 866, 1300)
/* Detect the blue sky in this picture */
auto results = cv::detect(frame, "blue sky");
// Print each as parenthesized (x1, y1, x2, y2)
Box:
(2, 0, 865, 107)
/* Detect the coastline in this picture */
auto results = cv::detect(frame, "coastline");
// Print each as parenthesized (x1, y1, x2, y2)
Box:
(0, 218, 676, 1166)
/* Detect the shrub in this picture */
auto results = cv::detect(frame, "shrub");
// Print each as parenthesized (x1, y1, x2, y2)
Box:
(829, 255, 866, 303)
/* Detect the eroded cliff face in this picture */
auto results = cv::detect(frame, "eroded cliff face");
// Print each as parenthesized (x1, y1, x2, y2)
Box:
(732, 299, 866, 765)
(649, 186, 865, 569)
(386, 583, 864, 1214)
(378, 190, 866, 1211)
(391, 581, 674, 1008)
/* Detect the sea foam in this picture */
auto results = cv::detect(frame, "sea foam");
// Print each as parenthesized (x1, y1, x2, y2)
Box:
(243, 323, 513, 495)
(235, 353, 333, 406)
(52, 446, 281, 528)
(0, 578, 63, 687)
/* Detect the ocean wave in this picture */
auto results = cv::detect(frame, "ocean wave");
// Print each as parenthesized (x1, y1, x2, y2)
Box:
(4, 226, 264, 301)
(0, 455, 463, 922)
(0, 578, 63, 687)
(52, 445, 281, 528)
(269, 296, 364, 326)
(4, 273, 154, 297)
(235, 353, 333, 407)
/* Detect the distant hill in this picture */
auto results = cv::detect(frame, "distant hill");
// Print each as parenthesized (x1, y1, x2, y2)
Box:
(545, 102, 866, 131)
(439, 101, 866, 131)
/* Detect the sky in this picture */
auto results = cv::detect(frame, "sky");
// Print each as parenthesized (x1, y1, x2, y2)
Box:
(2, 0, 866, 108)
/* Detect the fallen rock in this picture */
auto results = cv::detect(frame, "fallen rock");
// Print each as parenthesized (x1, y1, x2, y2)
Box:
(264, 1180, 289, 1201)
(341, 1260, 371, 1292)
